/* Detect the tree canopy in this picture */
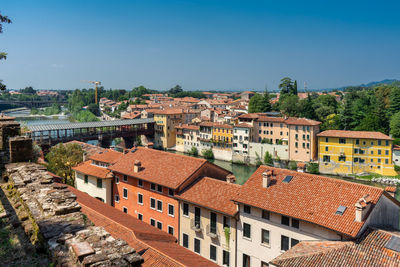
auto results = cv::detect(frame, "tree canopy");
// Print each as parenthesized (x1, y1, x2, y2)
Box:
(0, 12, 12, 90)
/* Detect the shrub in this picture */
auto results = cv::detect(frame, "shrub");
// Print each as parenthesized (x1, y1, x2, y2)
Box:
(189, 146, 198, 156)
(288, 161, 297, 170)
(264, 151, 273, 165)
(202, 149, 214, 159)
(395, 165, 400, 172)
(307, 163, 319, 174)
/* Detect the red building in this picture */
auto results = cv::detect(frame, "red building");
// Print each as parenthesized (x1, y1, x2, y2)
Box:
(109, 147, 230, 239)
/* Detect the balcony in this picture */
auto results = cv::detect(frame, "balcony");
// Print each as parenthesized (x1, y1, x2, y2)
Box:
(206, 224, 219, 239)
(190, 218, 202, 232)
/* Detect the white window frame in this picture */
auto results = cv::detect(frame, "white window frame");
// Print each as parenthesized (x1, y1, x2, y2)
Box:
(138, 193, 143, 205)
(183, 203, 189, 217)
(157, 185, 163, 193)
(157, 221, 163, 230)
(123, 175, 128, 182)
(122, 206, 128, 213)
(168, 204, 174, 217)
(114, 194, 120, 203)
(115, 176, 119, 184)
(138, 179, 143, 187)
(123, 188, 128, 199)
(157, 200, 163, 212)
(150, 197, 156, 209)
(138, 213, 143, 220)
(150, 218, 156, 226)
(168, 225, 174, 235)
(150, 183, 156, 191)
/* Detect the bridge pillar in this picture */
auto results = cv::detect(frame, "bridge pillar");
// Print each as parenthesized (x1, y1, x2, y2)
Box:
(123, 137, 135, 149)
(99, 137, 112, 148)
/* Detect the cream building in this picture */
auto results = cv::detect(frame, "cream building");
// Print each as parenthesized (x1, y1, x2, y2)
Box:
(233, 166, 400, 266)
(176, 177, 240, 267)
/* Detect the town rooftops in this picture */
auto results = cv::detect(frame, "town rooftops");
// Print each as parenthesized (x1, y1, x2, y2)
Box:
(152, 108, 184, 115)
(89, 149, 122, 164)
(108, 147, 208, 189)
(67, 185, 218, 267)
(317, 130, 393, 140)
(199, 121, 233, 128)
(232, 166, 394, 238)
(65, 140, 105, 157)
(234, 123, 253, 128)
(239, 113, 321, 126)
(270, 228, 400, 267)
(176, 177, 241, 216)
(72, 160, 113, 179)
(175, 124, 200, 131)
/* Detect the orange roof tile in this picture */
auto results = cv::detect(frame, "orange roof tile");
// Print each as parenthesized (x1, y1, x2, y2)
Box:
(175, 124, 200, 131)
(235, 123, 253, 128)
(153, 108, 184, 115)
(233, 166, 387, 237)
(317, 130, 393, 140)
(284, 117, 321, 126)
(89, 149, 123, 164)
(176, 177, 240, 216)
(72, 160, 112, 179)
(109, 147, 208, 189)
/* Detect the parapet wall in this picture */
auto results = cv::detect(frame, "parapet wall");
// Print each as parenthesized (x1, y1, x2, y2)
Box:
(4, 163, 143, 266)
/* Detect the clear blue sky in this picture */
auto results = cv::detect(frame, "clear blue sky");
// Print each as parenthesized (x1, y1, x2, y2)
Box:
(1, 0, 400, 91)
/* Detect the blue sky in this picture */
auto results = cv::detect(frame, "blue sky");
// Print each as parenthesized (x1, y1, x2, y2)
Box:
(1, 0, 399, 91)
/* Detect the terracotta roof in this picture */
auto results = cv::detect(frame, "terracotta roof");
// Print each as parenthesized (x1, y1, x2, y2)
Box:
(153, 108, 184, 115)
(233, 166, 386, 237)
(175, 124, 200, 131)
(257, 116, 286, 122)
(241, 91, 255, 94)
(65, 140, 105, 157)
(176, 177, 241, 216)
(199, 122, 232, 128)
(317, 130, 393, 140)
(385, 186, 397, 193)
(239, 113, 260, 119)
(72, 160, 112, 179)
(89, 149, 123, 164)
(121, 112, 141, 119)
(271, 228, 400, 267)
(67, 185, 218, 267)
(393, 145, 400, 151)
(285, 117, 321, 126)
(234, 123, 253, 128)
(109, 147, 208, 189)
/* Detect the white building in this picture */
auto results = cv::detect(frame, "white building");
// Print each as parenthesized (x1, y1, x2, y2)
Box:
(232, 166, 400, 266)
(233, 123, 253, 160)
(73, 149, 122, 205)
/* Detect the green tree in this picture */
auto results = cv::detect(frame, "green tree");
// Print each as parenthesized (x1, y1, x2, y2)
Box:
(21, 86, 36, 94)
(390, 112, 400, 138)
(389, 87, 400, 115)
(289, 161, 297, 170)
(279, 77, 294, 95)
(189, 146, 198, 156)
(279, 94, 300, 116)
(299, 94, 317, 119)
(202, 149, 214, 159)
(87, 103, 100, 116)
(248, 91, 271, 113)
(46, 143, 84, 186)
(0, 13, 12, 90)
(264, 151, 273, 165)
(169, 85, 183, 95)
(322, 114, 340, 130)
(340, 96, 353, 130)
(291, 80, 298, 95)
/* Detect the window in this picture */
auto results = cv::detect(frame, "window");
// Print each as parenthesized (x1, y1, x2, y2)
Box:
(385, 159, 389, 164)
(138, 193, 143, 205)
(386, 150, 389, 155)
(150, 198, 156, 209)
(295, 142, 298, 148)
(378, 158, 381, 163)
(183, 203, 189, 216)
(354, 157, 359, 163)
(338, 155, 346, 162)
(244, 205, 251, 214)
(378, 150, 381, 155)
(323, 155, 330, 162)
(291, 238, 299, 247)
(356, 139, 359, 145)
(325, 137, 329, 142)
(386, 140, 389, 146)
(157, 200, 163, 212)
(223, 216, 230, 229)
(168, 204, 174, 217)
(150, 183, 156, 191)
(84, 175, 88, 184)
(292, 218, 299, 229)
(115, 195, 120, 202)
(137, 179, 143, 187)
(168, 226, 174, 235)
(378, 140, 382, 146)
(168, 188, 174, 196)
(157, 221, 162, 230)
(243, 223, 251, 238)
(302, 143, 305, 148)
(115, 176, 119, 184)
(281, 235, 289, 251)
(138, 213, 143, 220)
(123, 207, 128, 213)
(194, 238, 201, 254)
(223, 250, 230, 266)
(261, 261, 269, 267)
(96, 178, 102, 188)
(210, 212, 217, 234)
(261, 229, 270, 245)
(243, 254, 250, 267)
(339, 138, 346, 144)
(123, 175, 128, 182)
(157, 185, 163, 193)
(281, 216, 290, 226)
(150, 218, 155, 226)
(354, 148, 359, 154)
(182, 233, 189, 248)
(210, 245, 217, 261)
(262, 210, 270, 220)
(123, 188, 128, 199)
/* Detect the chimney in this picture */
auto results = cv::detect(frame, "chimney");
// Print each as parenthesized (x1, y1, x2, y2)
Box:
(146, 142, 154, 149)
(134, 160, 142, 173)
(262, 170, 272, 188)
(355, 194, 372, 222)
(226, 174, 236, 183)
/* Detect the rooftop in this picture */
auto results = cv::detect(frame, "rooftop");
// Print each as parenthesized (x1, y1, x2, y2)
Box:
(233, 166, 392, 237)
(89, 149, 123, 164)
(176, 177, 241, 216)
(109, 147, 208, 189)
(271, 228, 400, 267)
(72, 160, 112, 179)
(317, 130, 393, 140)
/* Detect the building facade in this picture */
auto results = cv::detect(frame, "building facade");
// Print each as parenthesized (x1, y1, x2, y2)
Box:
(318, 130, 396, 176)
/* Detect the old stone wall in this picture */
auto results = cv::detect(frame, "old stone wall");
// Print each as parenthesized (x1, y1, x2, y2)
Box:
(4, 163, 143, 266)
(9, 136, 33, 163)
(0, 121, 21, 151)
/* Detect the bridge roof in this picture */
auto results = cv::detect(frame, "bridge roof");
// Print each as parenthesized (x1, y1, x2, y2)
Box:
(28, 118, 154, 132)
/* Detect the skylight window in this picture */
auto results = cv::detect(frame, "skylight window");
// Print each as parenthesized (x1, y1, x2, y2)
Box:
(283, 175, 293, 183)
(335, 205, 347, 215)
(385, 236, 400, 252)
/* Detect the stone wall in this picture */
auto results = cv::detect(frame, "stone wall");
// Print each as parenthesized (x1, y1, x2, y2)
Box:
(0, 120, 20, 151)
(4, 163, 143, 266)
(248, 142, 289, 164)
(9, 136, 33, 163)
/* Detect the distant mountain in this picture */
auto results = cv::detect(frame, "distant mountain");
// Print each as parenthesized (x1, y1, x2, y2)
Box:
(359, 79, 400, 87)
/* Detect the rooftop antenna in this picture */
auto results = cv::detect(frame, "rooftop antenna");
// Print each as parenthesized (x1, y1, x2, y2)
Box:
(304, 81, 308, 93)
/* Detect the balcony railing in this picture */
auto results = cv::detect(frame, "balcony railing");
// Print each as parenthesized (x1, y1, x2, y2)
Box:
(206, 224, 219, 239)
(190, 218, 202, 232)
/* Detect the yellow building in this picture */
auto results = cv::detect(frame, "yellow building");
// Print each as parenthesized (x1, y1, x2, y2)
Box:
(212, 124, 233, 143)
(317, 130, 397, 176)
(153, 109, 184, 149)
